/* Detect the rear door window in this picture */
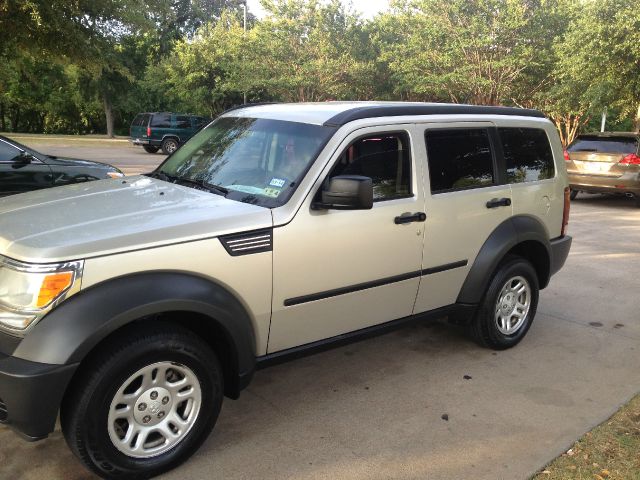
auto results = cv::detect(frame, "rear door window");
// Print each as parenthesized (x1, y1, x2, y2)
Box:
(175, 115, 191, 129)
(425, 129, 494, 193)
(150, 113, 171, 128)
(499, 127, 555, 183)
(568, 136, 638, 154)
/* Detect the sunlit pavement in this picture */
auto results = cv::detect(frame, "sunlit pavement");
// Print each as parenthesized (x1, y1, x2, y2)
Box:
(1, 187, 639, 479)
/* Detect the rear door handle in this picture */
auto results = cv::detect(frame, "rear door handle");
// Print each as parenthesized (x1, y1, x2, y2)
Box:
(486, 197, 511, 209)
(394, 212, 427, 224)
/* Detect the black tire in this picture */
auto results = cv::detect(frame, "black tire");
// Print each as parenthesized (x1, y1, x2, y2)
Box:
(143, 145, 160, 154)
(61, 323, 223, 480)
(570, 189, 578, 200)
(161, 138, 179, 155)
(470, 256, 539, 350)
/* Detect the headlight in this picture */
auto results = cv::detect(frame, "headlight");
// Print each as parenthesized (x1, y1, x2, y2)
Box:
(0, 256, 83, 334)
(107, 171, 125, 178)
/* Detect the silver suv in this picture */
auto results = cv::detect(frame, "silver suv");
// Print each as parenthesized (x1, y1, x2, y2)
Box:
(0, 102, 572, 479)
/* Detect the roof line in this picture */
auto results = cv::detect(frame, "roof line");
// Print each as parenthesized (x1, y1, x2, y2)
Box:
(322, 104, 546, 127)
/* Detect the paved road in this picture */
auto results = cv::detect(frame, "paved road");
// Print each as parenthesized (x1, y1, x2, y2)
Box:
(12, 137, 167, 176)
(1, 180, 639, 479)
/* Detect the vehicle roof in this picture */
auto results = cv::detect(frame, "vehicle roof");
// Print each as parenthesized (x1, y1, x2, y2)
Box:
(221, 101, 545, 126)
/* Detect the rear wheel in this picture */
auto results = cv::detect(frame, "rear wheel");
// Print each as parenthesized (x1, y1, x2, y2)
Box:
(470, 256, 539, 350)
(161, 138, 179, 155)
(61, 324, 223, 479)
(570, 189, 578, 200)
(143, 145, 160, 154)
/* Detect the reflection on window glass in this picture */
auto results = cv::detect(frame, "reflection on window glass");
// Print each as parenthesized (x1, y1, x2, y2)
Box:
(158, 117, 335, 208)
(151, 114, 171, 128)
(567, 136, 638, 154)
(499, 128, 554, 183)
(0, 141, 20, 162)
(426, 129, 494, 193)
(328, 133, 411, 201)
(176, 116, 191, 129)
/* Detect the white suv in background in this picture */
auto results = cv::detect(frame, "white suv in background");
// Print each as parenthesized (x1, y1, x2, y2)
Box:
(0, 102, 571, 479)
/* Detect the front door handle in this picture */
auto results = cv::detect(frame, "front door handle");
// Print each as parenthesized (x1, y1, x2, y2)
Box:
(394, 212, 427, 224)
(486, 197, 511, 209)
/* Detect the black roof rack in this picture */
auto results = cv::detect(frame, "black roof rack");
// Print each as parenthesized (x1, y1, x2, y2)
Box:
(322, 104, 545, 127)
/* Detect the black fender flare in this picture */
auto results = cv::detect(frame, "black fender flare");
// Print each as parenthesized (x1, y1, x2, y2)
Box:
(13, 272, 257, 388)
(457, 215, 551, 305)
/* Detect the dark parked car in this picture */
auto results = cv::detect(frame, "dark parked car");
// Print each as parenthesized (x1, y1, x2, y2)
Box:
(0, 135, 124, 197)
(129, 112, 210, 155)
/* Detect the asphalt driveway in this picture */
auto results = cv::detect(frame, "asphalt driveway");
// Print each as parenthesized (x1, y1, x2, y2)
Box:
(0, 187, 639, 479)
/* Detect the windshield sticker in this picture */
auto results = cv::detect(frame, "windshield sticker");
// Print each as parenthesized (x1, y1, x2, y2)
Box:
(263, 187, 282, 198)
(269, 178, 286, 188)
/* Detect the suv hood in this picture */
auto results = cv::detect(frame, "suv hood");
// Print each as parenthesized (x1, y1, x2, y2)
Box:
(0, 176, 273, 263)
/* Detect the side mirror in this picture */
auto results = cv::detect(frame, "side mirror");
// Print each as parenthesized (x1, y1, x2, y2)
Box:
(313, 175, 373, 210)
(12, 152, 32, 166)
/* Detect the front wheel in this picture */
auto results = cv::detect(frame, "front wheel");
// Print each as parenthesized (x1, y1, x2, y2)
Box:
(61, 324, 223, 479)
(470, 257, 539, 350)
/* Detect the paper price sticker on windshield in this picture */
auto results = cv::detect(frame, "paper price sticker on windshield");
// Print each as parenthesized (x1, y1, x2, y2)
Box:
(264, 188, 282, 198)
(269, 178, 286, 188)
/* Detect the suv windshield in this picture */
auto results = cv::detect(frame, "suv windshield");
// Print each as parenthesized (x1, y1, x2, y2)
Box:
(568, 136, 638, 154)
(156, 117, 336, 208)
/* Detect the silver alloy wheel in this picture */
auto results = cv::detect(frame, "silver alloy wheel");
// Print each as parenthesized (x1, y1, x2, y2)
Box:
(494, 275, 531, 335)
(165, 140, 178, 153)
(107, 361, 202, 458)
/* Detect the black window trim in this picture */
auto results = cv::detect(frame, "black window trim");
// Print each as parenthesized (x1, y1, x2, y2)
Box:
(425, 126, 500, 195)
(319, 129, 415, 204)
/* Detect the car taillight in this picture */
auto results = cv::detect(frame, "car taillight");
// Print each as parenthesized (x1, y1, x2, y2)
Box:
(619, 153, 640, 165)
(561, 186, 570, 236)
(563, 149, 570, 161)
(147, 126, 151, 137)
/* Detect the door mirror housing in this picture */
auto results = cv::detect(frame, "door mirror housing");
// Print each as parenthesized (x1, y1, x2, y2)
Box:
(313, 175, 373, 210)
(13, 152, 33, 165)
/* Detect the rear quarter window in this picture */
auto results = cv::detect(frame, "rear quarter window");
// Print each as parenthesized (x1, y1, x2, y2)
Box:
(425, 129, 495, 193)
(499, 127, 555, 183)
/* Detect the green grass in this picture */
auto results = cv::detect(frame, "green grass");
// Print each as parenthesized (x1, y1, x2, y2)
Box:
(533, 394, 640, 480)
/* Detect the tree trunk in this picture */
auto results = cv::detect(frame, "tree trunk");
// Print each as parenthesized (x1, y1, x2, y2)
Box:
(634, 103, 640, 133)
(102, 92, 115, 138)
(0, 102, 5, 132)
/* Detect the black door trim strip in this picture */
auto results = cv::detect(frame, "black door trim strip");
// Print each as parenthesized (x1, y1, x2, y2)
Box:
(284, 259, 468, 307)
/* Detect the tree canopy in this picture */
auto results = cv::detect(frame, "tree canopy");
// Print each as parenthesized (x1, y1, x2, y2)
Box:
(0, 0, 638, 141)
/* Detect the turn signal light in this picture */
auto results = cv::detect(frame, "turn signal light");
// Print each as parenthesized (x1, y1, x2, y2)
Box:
(37, 272, 74, 308)
(147, 126, 151, 137)
(563, 150, 571, 161)
(619, 153, 640, 165)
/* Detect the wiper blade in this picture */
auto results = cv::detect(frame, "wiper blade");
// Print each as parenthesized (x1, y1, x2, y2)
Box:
(146, 171, 178, 182)
(175, 177, 229, 196)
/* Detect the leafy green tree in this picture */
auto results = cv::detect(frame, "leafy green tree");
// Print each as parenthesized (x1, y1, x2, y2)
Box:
(556, 0, 640, 132)
(373, 0, 568, 105)
(245, 0, 376, 102)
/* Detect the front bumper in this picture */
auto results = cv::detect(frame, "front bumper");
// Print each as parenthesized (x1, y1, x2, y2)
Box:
(549, 235, 572, 277)
(0, 353, 77, 440)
